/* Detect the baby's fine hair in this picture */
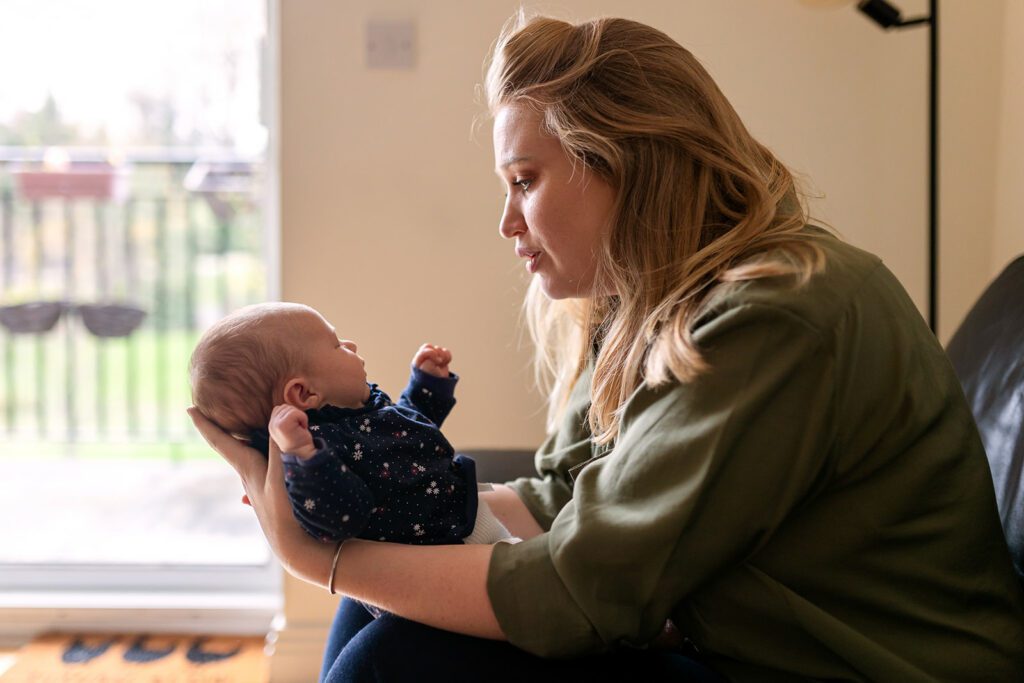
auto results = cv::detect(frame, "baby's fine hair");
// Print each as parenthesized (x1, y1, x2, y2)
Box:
(189, 302, 314, 437)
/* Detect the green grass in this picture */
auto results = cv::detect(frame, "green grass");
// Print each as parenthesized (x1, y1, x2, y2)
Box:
(0, 327, 219, 460)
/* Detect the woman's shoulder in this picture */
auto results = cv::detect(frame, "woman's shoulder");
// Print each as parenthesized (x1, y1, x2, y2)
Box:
(694, 227, 896, 341)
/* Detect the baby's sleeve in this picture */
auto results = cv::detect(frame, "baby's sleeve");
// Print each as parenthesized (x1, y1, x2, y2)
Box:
(282, 437, 375, 543)
(397, 368, 458, 427)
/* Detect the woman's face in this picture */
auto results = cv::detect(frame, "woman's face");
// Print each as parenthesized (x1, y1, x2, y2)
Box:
(493, 104, 616, 299)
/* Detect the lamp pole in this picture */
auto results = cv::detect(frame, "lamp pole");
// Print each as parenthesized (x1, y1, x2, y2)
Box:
(928, 0, 938, 334)
(856, 0, 938, 333)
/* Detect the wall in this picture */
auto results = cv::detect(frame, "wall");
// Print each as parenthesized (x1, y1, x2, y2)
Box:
(938, 0, 1010, 340)
(279, 1, 541, 453)
(279, 0, 941, 454)
(991, 0, 1024, 273)
(272, 1, 1020, 680)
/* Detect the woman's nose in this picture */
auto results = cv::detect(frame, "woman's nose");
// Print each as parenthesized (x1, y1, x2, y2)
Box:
(498, 196, 525, 239)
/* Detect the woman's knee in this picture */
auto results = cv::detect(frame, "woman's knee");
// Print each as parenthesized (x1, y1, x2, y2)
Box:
(323, 614, 431, 683)
(324, 614, 531, 683)
(319, 599, 376, 683)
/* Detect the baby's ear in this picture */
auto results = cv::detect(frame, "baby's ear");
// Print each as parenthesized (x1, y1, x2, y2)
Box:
(282, 377, 319, 410)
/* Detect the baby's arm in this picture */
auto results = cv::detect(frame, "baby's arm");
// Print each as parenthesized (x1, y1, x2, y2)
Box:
(397, 344, 458, 426)
(270, 404, 374, 542)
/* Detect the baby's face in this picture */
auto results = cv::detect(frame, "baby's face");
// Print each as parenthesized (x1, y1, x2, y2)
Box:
(294, 311, 371, 409)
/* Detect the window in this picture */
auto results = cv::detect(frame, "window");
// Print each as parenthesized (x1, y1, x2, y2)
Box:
(0, 0, 280, 642)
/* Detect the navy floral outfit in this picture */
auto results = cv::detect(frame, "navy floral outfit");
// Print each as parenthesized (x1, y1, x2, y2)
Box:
(248, 368, 478, 545)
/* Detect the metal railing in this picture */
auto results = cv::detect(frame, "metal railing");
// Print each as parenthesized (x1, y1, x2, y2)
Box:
(0, 149, 268, 458)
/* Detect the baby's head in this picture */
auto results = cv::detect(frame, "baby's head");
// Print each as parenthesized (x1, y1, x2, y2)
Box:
(189, 302, 369, 438)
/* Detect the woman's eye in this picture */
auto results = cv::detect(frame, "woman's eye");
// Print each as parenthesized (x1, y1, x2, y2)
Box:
(512, 178, 532, 192)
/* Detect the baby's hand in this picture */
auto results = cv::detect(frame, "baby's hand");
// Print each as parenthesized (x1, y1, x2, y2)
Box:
(268, 404, 317, 459)
(413, 343, 452, 378)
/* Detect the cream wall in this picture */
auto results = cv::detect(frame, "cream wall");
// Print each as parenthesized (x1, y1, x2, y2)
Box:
(272, 1, 1020, 680)
(280, 0, 1020, 455)
(992, 0, 1024, 274)
(279, 0, 542, 454)
(938, 0, 1012, 341)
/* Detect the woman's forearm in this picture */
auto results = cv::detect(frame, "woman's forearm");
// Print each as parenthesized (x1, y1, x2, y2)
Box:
(276, 531, 504, 639)
(278, 485, 545, 641)
(336, 540, 504, 639)
(481, 484, 545, 540)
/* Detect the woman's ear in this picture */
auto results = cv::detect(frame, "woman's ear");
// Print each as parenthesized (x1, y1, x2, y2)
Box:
(282, 377, 320, 410)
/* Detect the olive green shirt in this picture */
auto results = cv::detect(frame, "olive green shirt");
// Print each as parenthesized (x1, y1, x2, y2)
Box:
(487, 231, 1024, 681)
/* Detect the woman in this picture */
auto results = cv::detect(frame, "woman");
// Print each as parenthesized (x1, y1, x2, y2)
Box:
(190, 14, 1024, 682)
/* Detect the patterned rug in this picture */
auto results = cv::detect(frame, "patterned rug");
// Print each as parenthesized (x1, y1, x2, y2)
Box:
(1, 633, 268, 682)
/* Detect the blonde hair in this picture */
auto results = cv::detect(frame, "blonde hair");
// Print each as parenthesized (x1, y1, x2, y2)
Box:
(486, 14, 825, 444)
(189, 302, 315, 437)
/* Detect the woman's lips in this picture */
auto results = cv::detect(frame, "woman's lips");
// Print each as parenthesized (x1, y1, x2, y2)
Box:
(516, 247, 541, 273)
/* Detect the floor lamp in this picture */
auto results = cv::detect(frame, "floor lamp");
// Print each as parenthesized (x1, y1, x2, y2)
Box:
(855, 0, 939, 333)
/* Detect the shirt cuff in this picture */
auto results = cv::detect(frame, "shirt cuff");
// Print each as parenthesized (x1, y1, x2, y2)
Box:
(409, 366, 459, 392)
(487, 532, 603, 658)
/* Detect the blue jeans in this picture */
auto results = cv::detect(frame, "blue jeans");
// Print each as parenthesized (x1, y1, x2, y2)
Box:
(320, 597, 726, 682)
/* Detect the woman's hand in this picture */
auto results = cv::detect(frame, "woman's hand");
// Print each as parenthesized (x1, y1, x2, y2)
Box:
(187, 406, 332, 583)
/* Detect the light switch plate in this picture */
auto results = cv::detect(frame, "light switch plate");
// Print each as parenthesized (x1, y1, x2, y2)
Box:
(366, 19, 416, 69)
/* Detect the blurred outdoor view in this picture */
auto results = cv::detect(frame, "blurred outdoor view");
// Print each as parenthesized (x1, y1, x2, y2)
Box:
(0, 1, 274, 567)
(0, 1, 269, 460)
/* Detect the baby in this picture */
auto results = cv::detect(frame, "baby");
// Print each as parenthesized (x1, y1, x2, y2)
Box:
(188, 302, 511, 549)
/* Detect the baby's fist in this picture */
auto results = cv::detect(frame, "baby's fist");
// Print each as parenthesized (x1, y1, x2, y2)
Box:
(413, 343, 452, 378)
(268, 404, 317, 459)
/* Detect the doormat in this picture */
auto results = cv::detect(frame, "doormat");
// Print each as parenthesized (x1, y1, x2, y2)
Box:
(1, 633, 268, 682)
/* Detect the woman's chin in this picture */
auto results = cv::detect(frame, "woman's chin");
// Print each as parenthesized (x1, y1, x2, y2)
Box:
(538, 275, 593, 301)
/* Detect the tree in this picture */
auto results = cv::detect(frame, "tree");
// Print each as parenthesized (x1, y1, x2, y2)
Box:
(0, 93, 85, 146)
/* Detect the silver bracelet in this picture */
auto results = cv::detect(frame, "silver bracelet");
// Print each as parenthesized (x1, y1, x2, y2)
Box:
(328, 541, 344, 595)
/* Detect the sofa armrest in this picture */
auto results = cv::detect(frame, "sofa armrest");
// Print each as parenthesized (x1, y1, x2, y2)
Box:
(458, 449, 536, 484)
